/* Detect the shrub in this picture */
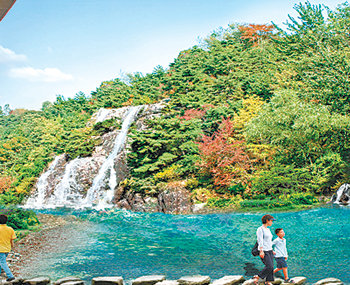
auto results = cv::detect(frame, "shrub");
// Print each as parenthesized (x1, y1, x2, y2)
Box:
(280, 193, 318, 205)
(0, 207, 40, 230)
(240, 198, 292, 209)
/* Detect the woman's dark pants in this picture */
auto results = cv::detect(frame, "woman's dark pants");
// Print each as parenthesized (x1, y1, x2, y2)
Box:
(258, 250, 274, 282)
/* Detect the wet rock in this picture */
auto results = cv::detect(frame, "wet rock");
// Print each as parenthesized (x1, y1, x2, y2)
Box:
(158, 183, 192, 214)
(93, 131, 120, 157)
(212, 276, 245, 285)
(23, 277, 50, 285)
(143, 197, 159, 212)
(90, 107, 129, 125)
(54, 277, 83, 285)
(132, 275, 166, 285)
(177, 276, 211, 285)
(315, 278, 343, 285)
(91, 277, 124, 285)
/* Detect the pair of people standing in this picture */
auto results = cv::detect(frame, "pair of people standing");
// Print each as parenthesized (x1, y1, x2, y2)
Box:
(253, 214, 292, 285)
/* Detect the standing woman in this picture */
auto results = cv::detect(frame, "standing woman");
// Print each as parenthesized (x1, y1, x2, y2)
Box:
(254, 214, 276, 285)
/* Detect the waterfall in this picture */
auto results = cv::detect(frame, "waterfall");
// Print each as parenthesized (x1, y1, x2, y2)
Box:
(83, 105, 143, 209)
(331, 183, 350, 205)
(25, 155, 65, 208)
(25, 105, 143, 209)
(44, 158, 86, 208)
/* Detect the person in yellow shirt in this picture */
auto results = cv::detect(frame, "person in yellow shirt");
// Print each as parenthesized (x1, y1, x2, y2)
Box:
(0, 214, 16, 281)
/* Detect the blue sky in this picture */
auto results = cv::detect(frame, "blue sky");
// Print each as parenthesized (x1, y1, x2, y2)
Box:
(0, 0, 345, 110)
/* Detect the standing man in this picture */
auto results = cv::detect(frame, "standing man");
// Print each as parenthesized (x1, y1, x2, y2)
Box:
(0, 214, 16, 281)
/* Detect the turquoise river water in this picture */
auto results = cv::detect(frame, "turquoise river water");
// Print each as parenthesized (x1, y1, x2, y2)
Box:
(24, 206, 349, 284)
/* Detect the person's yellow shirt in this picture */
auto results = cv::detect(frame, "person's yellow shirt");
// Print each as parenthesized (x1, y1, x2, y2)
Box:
(0, 224, 16, 253)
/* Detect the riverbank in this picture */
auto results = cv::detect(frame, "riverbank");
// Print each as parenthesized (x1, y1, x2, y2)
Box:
(9, 214, 80, 277)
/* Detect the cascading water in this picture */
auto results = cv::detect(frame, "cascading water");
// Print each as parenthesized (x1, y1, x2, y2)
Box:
(25, 105, 143, 209)
(331, 183, 350, 205)
(25, 155, 65, 208)
(83, 105, 143, 209)
(44, 158, 86, 208)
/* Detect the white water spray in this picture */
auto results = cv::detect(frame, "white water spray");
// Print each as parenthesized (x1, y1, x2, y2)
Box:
(83, 105, 143, 208)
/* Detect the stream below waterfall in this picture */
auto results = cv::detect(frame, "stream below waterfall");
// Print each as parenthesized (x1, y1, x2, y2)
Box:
(19, 206, 349, 284)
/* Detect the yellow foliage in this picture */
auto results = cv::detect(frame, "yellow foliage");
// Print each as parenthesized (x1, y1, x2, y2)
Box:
(15, 177, 36, 195)
(153, 165, 180, 181)
(232, 95, 264, 138)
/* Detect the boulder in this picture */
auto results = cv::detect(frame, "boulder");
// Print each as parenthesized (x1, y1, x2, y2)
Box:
(23, 277, 50, 285)
(54, 277, 83, 285)
(315, 278, 343, 285)
(132, 276, 166, 285)
(158, 183, 192, 214)
(91, 277, 124, 285)
(212, 276, 245, 285)
(177, 276, 211, 285)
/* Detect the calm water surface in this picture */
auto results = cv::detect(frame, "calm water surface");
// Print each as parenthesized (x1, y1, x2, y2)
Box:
(25, 206, 349, 284)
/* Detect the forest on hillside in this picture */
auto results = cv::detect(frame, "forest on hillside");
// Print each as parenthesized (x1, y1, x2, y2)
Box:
(1, 2, 349, 210)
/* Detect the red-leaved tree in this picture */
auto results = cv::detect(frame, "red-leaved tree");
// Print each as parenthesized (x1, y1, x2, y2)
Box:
(238, 24, 274, 46)
(197, 118, 251, 188)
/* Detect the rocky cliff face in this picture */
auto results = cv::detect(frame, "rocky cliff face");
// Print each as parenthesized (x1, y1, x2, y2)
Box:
(25, 102, 194, 214)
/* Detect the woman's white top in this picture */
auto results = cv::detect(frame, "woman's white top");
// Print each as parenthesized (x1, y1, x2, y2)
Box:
(256, 225, 273, 251)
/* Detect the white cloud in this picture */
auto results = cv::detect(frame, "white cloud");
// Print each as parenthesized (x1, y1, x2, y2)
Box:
(9, 67, 74, 82)
(0, 45, 27, 62)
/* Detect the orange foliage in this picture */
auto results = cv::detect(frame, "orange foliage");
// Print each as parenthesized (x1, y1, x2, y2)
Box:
(238, 24, 274, 46)
(0, 176, 15, 194)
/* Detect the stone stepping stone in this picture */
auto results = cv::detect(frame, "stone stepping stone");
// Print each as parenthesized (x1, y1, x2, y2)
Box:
(242, 278, 282, 285)
(155, 281, 179, 285)
(272, 278, 283, 285)
(61, 282, 84, 285)
(92, 277, 124, 285)
(132, 276, 166, 285)
(281, 277, 307, 285)
(54, 277, 83, 285)
(177, 276, 211, 285)
(212, 276, 245, 285)
(23, 277, 51, 285)
(4, 277, 24, 285)
(242, 279, 263, 285)
(315, 278, 343, 285)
